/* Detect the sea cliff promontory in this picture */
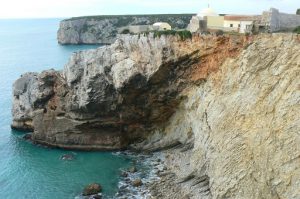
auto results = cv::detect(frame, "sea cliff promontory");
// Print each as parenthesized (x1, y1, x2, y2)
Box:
(57, 14, 193, 44)
(12, 33, 300, 198)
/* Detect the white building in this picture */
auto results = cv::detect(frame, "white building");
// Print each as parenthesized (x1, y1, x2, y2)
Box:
(118, 22, 172, 34)
(240, 21, 254, 33)
(187, 7, 222, 33)
(224, 15, 256, 33)
(153, 22, 172, 31)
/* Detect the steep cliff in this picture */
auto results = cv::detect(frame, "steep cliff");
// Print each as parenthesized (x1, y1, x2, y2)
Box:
(12, 34, 245, 150)
(138, 34, 300, 199)
(57, 14, 193, 44)
(12, 33, 300, 198)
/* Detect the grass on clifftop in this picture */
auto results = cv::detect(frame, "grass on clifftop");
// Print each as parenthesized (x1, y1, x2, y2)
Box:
(63, 14, 194, 29)
(154, 30, 192, 40)
(140, 30, 192, 40)
(64, 14, 194, 21)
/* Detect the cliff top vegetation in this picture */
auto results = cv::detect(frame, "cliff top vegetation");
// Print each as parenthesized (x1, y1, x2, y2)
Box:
(63, 14, 194, 22)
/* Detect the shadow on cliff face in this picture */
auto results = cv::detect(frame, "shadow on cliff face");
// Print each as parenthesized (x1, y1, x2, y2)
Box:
(11, 34, 248, 150)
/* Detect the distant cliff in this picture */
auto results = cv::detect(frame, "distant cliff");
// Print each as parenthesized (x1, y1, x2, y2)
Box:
(57, 14, 194, 44)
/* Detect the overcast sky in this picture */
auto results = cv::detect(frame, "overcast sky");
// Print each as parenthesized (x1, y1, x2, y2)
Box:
(0, 0, 299, 18)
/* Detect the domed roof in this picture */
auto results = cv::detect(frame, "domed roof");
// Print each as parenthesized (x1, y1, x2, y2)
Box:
(197, 7, 218, 17)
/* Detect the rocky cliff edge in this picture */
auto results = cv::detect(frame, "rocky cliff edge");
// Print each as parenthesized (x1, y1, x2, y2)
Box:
(57, 14, 193, 44)
(12, 34, 245, 150)
(136, 34, 300, 199)
(12, 33, 300, 198)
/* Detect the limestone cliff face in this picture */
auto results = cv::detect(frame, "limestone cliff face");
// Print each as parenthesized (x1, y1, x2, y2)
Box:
(140, 34, 300, 199)
(9, 35, 195, 149)
(12, 33, 300, 198)
(57, 14, 193, 44)
(12, 34, 245, 150)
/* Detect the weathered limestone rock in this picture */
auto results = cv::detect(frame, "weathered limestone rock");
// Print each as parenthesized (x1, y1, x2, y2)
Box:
(11, 70, 59, 131)
(12, 31, 300, 198)
(57, 15, 193, 44)
(187, 16, 207, 33)
(141, 34, 300, 199)
(12, 34, 245, 150)
(12, 36, 198, 150)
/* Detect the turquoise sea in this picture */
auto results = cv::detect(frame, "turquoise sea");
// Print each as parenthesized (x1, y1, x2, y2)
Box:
(0, 19, 132, 199)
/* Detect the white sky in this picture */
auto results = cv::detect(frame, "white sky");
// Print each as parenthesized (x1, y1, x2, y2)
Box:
(0, 0, 298, 18)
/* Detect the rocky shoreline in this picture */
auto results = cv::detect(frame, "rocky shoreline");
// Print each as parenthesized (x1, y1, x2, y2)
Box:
(114, 151, 161, 199)
(113, 149, 203, 199)
(12, 33, 300, 198)
(114, 148, 202, 199)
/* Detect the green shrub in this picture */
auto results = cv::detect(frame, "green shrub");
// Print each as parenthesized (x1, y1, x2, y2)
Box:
(293, 26, 300, 34)
(296, 9, 300, 15)
(153, 30, 176, 38)
(177, 30, 193, 40)
(151, 30, 192, 40)
(143, 31, 150, 36)
(63, 14, 194, 29)
(121, 29, 130, 34)
(215, 30, 224, 36)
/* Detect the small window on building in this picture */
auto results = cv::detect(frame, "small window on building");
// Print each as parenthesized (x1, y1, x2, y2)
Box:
(230, 24, 233, 27)
(238, 24, 241, 28)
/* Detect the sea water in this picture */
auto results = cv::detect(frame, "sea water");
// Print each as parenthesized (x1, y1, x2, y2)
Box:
(0, 19, 132, 199)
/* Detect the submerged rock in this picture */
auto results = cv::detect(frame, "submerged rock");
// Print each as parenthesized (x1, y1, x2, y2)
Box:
(120, 171, 128, 177)
(60, 154, 75, 161)
(90, 195, 102, 199)
(83, 183, 102, 196)
(131, 178, 143, 187)
(128, 166, 137, 173)
(23, 133, 32, 140)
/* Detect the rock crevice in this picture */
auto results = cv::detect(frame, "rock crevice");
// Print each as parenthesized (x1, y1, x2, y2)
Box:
(11, 33, 300, 198)
(13, 34, 245, 150)
(140, 34, 300, 199)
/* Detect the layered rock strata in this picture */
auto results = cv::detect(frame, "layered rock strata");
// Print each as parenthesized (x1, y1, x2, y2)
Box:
(138, 34, 300, 199)
(12, 34, 245, 150)
(12, 33, 300, 198)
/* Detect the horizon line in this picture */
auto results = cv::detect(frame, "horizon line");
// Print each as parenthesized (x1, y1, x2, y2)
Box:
(0, 10, 270, 20)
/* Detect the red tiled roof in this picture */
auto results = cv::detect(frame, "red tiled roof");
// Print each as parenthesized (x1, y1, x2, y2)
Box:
(224, 15, 256, 21)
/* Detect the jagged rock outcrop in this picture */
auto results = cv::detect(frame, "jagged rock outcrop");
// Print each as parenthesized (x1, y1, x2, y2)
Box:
(138, 34, 300, 199)
(12, 34, 245, 150)
(57, 14, 193, 44)
(12, 33, 300, 198)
